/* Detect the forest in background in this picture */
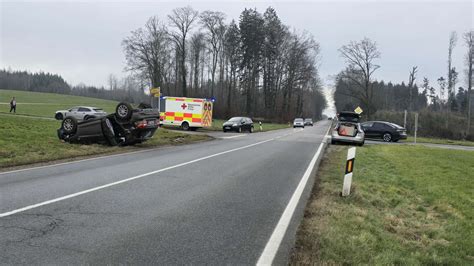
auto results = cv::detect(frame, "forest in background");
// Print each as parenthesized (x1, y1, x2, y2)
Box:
(1, 6, 327, 122)
(334, 32, 473, 140)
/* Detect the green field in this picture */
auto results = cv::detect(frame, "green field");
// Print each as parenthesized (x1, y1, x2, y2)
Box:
(0, 89, 117, 118)
(291, 145, 474, 264)
(0, 114, 210, 168)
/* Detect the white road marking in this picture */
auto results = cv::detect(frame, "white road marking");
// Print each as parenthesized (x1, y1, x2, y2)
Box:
(257, 125, 331, 265)
(220, 134, 247, 139)
(0, 130, 304, 218)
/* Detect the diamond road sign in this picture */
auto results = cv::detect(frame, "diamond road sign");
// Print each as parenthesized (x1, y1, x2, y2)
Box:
(354, 106, 363, 114)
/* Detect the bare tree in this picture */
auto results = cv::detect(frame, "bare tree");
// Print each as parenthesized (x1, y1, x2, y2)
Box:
(339, 37, 380, 119)
(447, 31, 458, 111)
(168, 6, 199, 97)
(200, 10, 226, 98)
(108, 74, 119, 91)
(408, 66, 418, 111)
(190, 32, 205, 94)
(464, 30, 474, 134)
(122, 17, 170, 91)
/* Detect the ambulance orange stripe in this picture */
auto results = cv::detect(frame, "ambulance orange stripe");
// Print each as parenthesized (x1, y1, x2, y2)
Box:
(165, 112, 175, 116)
(193, 99, 203, 102)
(192, 118, 201, 123)
(174, 117, 183, 121)
(183, 113, 193, 118)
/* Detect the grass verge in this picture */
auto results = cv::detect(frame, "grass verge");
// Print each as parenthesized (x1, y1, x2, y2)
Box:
(291, 145, 474, 264)
(0, 114, 210, 169)
(405, 136, 474, 147)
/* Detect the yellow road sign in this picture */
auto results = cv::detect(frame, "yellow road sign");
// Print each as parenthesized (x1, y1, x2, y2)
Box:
(354, 106, 363, 114)
(150, 87, 160, 94)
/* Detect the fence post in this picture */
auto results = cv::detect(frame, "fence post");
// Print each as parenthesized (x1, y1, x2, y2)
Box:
(342, 147, 356, 197)
(414, 113, 418, 144)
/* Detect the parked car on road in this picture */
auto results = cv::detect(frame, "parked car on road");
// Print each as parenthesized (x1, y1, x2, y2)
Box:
(331, 112, 365, 146)
(222, 117, 254, 133)
(361, 121, 407, 142)
(293, 118, 305, 128)
(304, 118, 313, 126)
(55, 106, 107, 121)
(58, 102, 160, 146)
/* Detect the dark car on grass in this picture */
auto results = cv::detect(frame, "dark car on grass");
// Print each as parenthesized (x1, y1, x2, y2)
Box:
(58, 102, 160, 146)
(222, 117, 254, 133)
(361, 121, 407, 142)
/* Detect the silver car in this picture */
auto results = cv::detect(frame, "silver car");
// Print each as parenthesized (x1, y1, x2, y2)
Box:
(331, 112, 365, 146)
(55, 106, 107, 121)
(293, 118, 305, 128)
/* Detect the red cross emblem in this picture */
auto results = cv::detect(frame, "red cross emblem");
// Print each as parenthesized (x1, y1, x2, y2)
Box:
(181, 103, 187, 110)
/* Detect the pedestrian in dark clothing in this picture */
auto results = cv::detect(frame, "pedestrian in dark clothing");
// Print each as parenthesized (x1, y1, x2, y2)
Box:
(10, 97, 16, 113)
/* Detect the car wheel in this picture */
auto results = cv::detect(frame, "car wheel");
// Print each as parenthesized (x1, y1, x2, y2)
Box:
(55, 113, 63, 120)
(115, 102, 133, 122)
(249, 126, 253, 133)
(102, 118, 118, 146)
(181, 122, 190, 131)
(223, 129, 227, 133)
(238, 127, 242, 133)
(383, 133, 392, 142)
(62, 116, 78, 134)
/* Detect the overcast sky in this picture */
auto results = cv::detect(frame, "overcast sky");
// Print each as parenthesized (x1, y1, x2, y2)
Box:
(1, 0, 473, 94)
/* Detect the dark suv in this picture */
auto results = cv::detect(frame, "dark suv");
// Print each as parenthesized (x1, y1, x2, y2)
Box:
(222, 117, 254, 133)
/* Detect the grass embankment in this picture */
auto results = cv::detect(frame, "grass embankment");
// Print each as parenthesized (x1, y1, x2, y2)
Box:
(0, 115, 210, 168)
(291, 145, 474, 264)
(405, 136, 474, 147)
(0, 89, 117, 118)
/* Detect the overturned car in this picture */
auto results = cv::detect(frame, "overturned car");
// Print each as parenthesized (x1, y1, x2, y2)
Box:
(58, 102, 160, 146)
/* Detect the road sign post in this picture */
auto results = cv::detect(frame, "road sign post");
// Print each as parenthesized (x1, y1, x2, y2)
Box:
(342, 147, 356, 197)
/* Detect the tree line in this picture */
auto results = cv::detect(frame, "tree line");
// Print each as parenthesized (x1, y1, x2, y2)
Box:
(334, 33, 473, 139)
(122, 6, 326, 121)
(0, 69, 148, 104)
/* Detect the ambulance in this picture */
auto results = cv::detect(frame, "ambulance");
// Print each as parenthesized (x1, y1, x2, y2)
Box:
(159, 97, 213, 130)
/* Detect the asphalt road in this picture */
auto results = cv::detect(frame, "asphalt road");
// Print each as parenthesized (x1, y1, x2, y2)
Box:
(0, 120, 331, 264)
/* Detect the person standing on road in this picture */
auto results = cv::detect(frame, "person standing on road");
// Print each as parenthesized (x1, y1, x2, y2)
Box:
(9, 97, 16, 113)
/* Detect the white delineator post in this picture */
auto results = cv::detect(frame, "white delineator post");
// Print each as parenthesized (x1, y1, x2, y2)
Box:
(259, 121, 263, 131)
(342, 147, 356, 197)
(404, 109, 407, 129)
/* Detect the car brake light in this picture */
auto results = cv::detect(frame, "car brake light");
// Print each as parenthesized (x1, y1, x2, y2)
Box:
(135, 119, 148, 129)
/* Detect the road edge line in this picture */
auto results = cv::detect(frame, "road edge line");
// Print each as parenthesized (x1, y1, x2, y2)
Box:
(257, 124, 331, 265)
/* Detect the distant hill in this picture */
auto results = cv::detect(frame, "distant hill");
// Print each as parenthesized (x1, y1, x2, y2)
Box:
(0, 89, 118, 118)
